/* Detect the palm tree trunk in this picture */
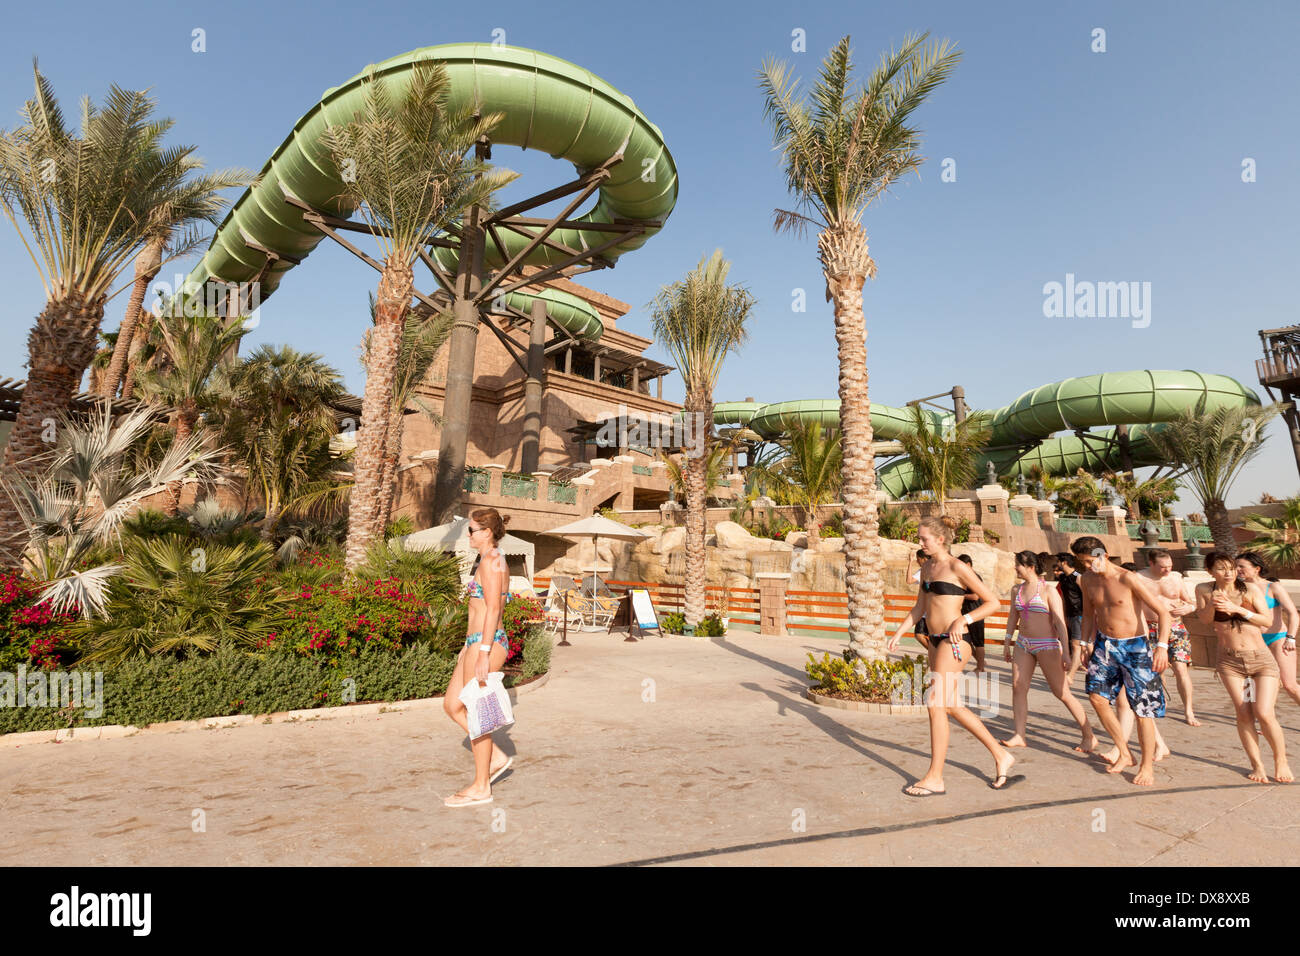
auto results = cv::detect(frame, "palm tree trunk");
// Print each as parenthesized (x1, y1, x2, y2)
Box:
(683, 392, 711, 627)
(1206, 498, 1236, 555)
(165, 405, 199, 516)
(101, 238, 164, 398)
(374, 413, 406, 537)
(0, 294, 103, 561)
(119, 311, 154, 401)
(346, 260, 412, 569)
(819, 224, 885, 660)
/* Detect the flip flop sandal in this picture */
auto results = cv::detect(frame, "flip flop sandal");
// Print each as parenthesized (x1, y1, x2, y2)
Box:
(990, 773, 1025, 791)
(903, 785, 945, 797)
(489, 756, 513, 784)
(444, 792, 493, 808)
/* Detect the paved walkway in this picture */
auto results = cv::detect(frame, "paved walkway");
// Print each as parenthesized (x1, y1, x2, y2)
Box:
(2, 633, 1297, 866)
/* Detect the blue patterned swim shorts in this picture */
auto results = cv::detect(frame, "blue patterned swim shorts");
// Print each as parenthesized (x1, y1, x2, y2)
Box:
(1085, 633, 1166, 718)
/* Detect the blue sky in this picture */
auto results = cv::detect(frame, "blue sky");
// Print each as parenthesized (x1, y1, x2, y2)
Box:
(1, 0, 1296, 513)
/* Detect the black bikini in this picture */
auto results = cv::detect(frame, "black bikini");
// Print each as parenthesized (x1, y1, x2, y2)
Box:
(921, 578, 969, 648)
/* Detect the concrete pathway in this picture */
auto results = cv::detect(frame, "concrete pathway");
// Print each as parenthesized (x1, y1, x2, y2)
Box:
(2, 632, 1296, 866)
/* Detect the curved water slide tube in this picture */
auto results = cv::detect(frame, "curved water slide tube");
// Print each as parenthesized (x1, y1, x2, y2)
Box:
(715, 370, 1262, 498)
(185, 42, 678, 343)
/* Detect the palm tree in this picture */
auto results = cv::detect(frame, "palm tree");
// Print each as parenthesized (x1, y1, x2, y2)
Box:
(758, 34, 962, 659)
(320, 61, 516, 570)
(747, 421, 843, 546)
(0, 64, 250, 551)
(1148, 403, 1282, 553)
(99, 235, 164, 398)
(895, 407, 991, 516)
(362, 297, 453, 537)
(133, 311, 249, 514)
(0, 402, 223, 617)
(209, 344, 348, 539)
(659, 439, 736, 506)
(1053, 468, 1107, 516)
(87, 330, 118, 395)
(1242, 497, 1300, 568)
(650, 250, 756, 628)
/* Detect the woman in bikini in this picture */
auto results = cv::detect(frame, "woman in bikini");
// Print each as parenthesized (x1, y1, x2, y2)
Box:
(1197, 551, 1291, 784)
(442, 508, 514, 807)
(1001, 551, 1096, 754)
(1236, 552, 1300, 709)
(888, 516, 1016, 795)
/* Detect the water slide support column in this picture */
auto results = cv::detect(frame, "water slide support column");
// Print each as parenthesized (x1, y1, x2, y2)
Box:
(521, 297, 547, 473)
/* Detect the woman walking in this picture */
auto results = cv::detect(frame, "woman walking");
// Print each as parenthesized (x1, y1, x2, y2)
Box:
(442, 508, 514, 807)
(1197, 551, 1291, 783)
(889, 517, 1017, 795)
(1001, 551, 1096, 754)
(1236, 552, 1300, 708)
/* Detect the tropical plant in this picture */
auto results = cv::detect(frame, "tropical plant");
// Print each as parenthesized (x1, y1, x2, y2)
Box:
(1053, 468, 1107, 516)
(133, 311, 249, 514)
(745, 421, 842, 546)
(649, 250, 756, 627)
(319, 60, 517, 569)
(1147, 403, 1283, 553)
(0, 403, 223, 617)
(659, 440, 735, 506)
(0, 64, 250, 550)
(209, 344, 349, 539)
(351, 539, 465, 607)
(73, 535, 282, 663)
(1242, 497, 1300, 568)
(758, 33, 961, 659)
(894, 407, 991, 517)
(877, 506, 918, 542)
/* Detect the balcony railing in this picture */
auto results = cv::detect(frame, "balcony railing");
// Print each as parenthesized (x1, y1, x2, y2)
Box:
(547, 481, 577, 505)
(501, 472, 538, 500)
(1009, 509, 1025, 526)
(1183, 524, 1213, 543)
(463, 467, 489, 494)
(633, 465, 652, 476)
(1056, 514, 1107, 535)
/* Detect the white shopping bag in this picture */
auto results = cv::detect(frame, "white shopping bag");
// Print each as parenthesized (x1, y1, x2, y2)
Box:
(458, 672, 515, 739)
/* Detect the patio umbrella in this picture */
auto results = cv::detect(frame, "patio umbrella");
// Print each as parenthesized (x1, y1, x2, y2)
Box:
(543, 514, 649, 575)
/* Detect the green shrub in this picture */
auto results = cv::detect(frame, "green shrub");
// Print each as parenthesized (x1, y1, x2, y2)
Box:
(518, 625, 551, 680)
(384, 515, 416, 540)
(122, 508, 190, 540)
(819, 510, 845, 537)
(0, 641, 460, 734)
(74, 535, 284, 664)
(952, 517, 972, 544)
(660, 611, 685, 634)
(878, 507, 918, 542)
(353, 540, 463, 605)
(694, 614, 726, 636)
(806, 651, 928, 703)
(659, 611, 725, 636)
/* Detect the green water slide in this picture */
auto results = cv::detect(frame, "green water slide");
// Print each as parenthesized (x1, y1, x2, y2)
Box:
(185, 42, 678, 342)
(717, 370, 1262, 498)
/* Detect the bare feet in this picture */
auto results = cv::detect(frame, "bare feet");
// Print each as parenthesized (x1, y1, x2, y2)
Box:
(1001, 734, 1028, 748)
(1276, 761, 1294, 784)
(1106, 750, 1135, 775)
(1248, 765, 1270, 784)
(1184, 711, 1202, 727)
(1154, 739, 1171, 762)
(1098, 746, 1120, 764)
(907, 776, 945, 796)
(490, 745, 509, 776)
(993, 749, 1017, 786)
(1132, 765, 1155, 786)
(1074, 730, 1098, 755)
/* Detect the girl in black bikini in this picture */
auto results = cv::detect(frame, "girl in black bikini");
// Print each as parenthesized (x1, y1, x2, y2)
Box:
(888, 516, 1017, 795)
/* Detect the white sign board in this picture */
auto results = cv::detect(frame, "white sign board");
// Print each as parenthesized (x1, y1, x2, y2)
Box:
(629, 588, 659, 633)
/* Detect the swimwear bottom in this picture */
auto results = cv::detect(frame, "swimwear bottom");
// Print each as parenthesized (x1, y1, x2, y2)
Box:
(1066, 615, 1082, 644)
(1086, 633, 1166, 718)
(1263, 631, 1288, 647)
(1147, 620, 1191, 665)
(1017, 636, 1062, 655)
(1216, 645, 1280, 680)
(465, 629, 510, 650)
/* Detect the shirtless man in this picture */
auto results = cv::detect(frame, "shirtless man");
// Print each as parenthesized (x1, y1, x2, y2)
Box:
(1139, 549, 1200, 725)
(1071, 537, 1170, 786)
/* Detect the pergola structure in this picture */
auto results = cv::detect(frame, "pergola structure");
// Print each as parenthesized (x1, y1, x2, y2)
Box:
(255, 134, 664, 523)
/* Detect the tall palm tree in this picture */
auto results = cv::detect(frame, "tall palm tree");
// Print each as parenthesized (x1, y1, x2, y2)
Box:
(1148, 403, 1282, 554)
(320, 61, 516, 569)
(0, 64, 250, 552)
(650, 250, 756, 628)
(99, 233, 167, 398)
(1242, 497, 1300, 568)
(133, 311, 249, 514)
(758, 34, 961, 659)
(362, 296, 453, 536)
(747, 421, 843, 546)
(208, 344, 347, 538)
(659, 439, 735, 506)
(1052, 468, 1107, 516)
(895, 407, 991, 517)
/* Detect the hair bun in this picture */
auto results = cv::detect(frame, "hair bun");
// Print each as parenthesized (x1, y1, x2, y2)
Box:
(940, 515, 958, 531)
(501, 515, 510, 527)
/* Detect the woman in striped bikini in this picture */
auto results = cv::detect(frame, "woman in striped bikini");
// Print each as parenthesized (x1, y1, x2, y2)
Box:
(1002, 551, 1096, 754)
(1236, 552, 1300, 708)
(443, 508, 514, 807)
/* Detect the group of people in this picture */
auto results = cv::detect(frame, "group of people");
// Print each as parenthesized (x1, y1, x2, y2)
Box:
(888, 516, 1300, 795)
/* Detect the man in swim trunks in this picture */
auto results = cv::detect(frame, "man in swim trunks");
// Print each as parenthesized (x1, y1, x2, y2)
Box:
(1071, 536, 1170, 787)
(1139, 549, 1199, 726)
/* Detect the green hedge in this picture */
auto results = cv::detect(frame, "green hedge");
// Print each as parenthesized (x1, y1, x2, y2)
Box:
(1, 626, 550, 735)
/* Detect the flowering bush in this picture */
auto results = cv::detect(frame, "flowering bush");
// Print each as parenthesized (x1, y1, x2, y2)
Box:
(265, 576, 430, 661)
(0, 570, 78, 670)
(500, 595, 544, 662)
